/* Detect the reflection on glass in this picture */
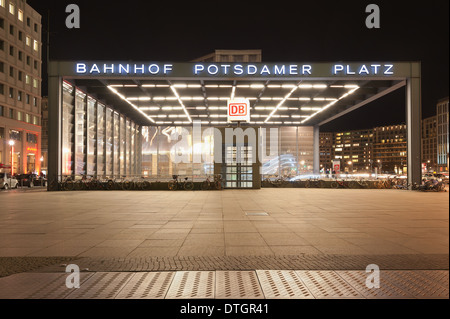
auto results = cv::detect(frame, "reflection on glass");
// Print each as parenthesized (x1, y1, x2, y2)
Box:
(86, 97, 96, 176)
(74, 89, 86, 176)
(62, 82, 74, 175)
(141, 126, 214, 179)
(105, 108, 113, 176)
(97, 104, 105, 176)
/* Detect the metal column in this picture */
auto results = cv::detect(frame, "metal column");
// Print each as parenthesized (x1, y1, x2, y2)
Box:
(47, 72, 62, 188)
(406, 63, 422, 187)
(313, 125, 320, 175)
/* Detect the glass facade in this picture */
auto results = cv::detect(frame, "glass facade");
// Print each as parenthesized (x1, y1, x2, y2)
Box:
(62, 82, 74, 175)
(60, 82, 315, 181)
(74, 89, 86, 175)
(141, 126, 215, 181)
(97, 103, 105, 176)
(105, 108, 113, 175)
(87, 97, 96, 176)
(260, 126, 314, 176)
(437, 99, 449, 171)
(224, 145, 253, 188)
(61, 82, 141, 178)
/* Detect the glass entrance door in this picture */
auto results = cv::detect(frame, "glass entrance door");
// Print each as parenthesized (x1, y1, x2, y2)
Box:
(224, 145, 253, 188)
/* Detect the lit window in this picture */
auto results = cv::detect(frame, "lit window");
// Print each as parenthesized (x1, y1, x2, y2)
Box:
(33, 116, 38, 125)
(33, 40, 38, 51)
(25, 74, 30, 84)
(17, 111, 22, 121)
(25, 113, 30, 123)
(18, 9, 23, 21)
(0, 0, 5, 7)
(26, 36, 31, 46)
(33, 78, 38, 88)
(9, 2, 14, 15)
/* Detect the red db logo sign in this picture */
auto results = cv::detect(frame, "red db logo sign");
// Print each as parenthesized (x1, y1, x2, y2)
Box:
(227, 99, 250, 122)
(229, 103, 247, 116)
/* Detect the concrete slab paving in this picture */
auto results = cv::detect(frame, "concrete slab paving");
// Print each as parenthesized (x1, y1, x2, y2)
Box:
(0, 188, 448, 267)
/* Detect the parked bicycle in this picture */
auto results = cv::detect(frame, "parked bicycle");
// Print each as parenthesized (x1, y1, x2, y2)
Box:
(356, 179, 369, 188)
(263, 175, 285, 187)
(331, 179, 351, 189)
(133, 177, 151, 190)
(74, 175, 104, 190)
(201, 174, 222, 190)
(418, 180, 446, 192)
(168, 175, 194, 191)
(61, 175, 75, 191)
(305, 178, 324, 188)
(393, 182, 418, 190)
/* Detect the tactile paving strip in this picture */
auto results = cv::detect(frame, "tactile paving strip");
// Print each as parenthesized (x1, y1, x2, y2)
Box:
(256, 270, 314, 299)
(216, 271, 264, 299)
(65, 272, 134, 299)
(413, 270, 449, 287)
(336, 271, 413, 299)
(0, 270, 448, 299)
(0, 272, 93, 299)
(296, 270, 363, 299)
(166, 271, 215, 299)
(115, 272, 175, 299)
(380, 270, 449, 299)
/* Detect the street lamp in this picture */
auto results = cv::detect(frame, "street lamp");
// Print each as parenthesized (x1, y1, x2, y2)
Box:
(377, 159, 382, 174)
(8, 140, 15, 175)
(347, 161, 353, 174)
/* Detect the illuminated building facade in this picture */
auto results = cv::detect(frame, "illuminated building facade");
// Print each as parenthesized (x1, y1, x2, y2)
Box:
(46, 59, 423, 188)
(421, 115, 437, 173)
(372, 124, 407, 174)
(437, 97, 449, 172)
(0, 0, 42, 174)
(321, 125, 407, 174)
(319, 132, 334, 172)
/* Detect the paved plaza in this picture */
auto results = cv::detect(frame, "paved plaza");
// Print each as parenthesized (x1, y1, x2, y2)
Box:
(0, 188, 448, 258)
(0, 188, 448, 299)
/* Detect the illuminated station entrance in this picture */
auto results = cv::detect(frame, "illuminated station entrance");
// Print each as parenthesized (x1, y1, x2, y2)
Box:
(47, 61, 422, 189)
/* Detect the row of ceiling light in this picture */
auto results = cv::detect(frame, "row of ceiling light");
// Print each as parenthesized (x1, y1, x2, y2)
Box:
(110, 83, 358, 89)
(107, 83, 359, 125)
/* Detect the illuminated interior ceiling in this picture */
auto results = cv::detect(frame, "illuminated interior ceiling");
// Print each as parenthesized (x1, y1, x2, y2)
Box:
(68, 79, 404, 126)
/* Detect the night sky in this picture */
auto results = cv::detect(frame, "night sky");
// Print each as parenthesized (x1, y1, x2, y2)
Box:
(28, 0, 449, 131)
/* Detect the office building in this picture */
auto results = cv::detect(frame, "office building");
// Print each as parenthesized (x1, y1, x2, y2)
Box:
(437, 97, 449, 172)
(0, 0, 42, 174)
(421, 115, 437, 172)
